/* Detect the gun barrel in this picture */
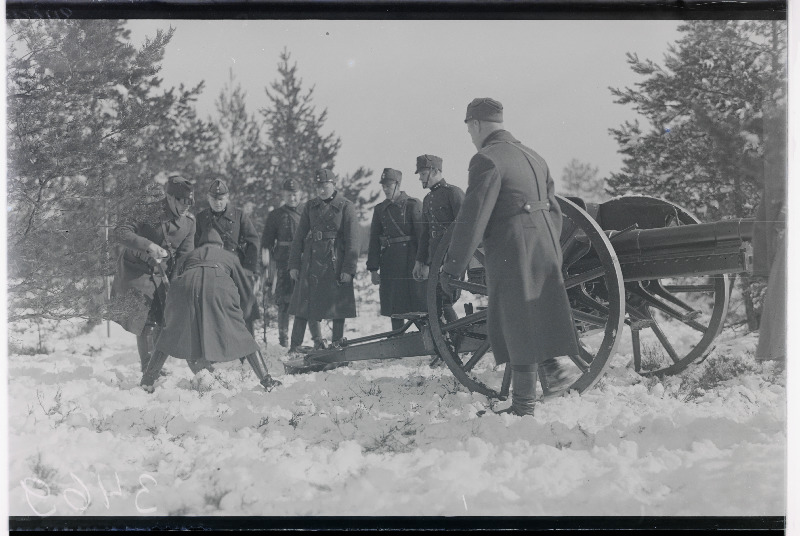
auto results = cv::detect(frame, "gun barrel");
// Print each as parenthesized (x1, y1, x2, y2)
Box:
(611, 218, 754, 281)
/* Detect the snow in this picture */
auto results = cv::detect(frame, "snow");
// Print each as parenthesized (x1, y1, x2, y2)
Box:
(7, 289, 786, 517)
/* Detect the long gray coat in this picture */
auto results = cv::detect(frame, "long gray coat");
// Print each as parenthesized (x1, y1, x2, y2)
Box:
(288, 192, 359, 320)
(155, 245, 259, 361)
(366, 192, 427, 316)
(444, 129, 579, 366)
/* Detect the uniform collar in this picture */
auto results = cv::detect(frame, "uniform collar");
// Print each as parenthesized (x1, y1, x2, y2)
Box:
(382, 191, 408, 207)
(311, 191, 345, 209)
(481, 129, 516, 148)
(211, 206, 235, 221)
(430, 179, 447, 191)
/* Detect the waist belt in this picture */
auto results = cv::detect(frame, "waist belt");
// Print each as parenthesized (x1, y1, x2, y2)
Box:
(277, 240, 293, 246)
(310, 230, 338, 241)
(183, 261, 221, 271)
(382, 235, 411, 245)
(523, 200, 550, 212)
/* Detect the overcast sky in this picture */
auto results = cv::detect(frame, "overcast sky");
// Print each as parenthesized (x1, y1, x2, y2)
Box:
(126, 19, 681, 201)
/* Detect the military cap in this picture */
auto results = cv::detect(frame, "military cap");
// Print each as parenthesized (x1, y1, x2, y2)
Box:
(415, 154, 443, 173)
(314, 168, 336, 184)
(165, 173, 195, 200)
(464, 97, 504, 123)
(282, 178, 299, 192)
(380, 168, 402, 184)
(208, 178, 229, 198)
(205, 227, 224, 246)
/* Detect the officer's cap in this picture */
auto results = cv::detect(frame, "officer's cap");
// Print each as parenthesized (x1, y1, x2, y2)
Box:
(314, 169, 336, 184)
(464, 97, 503, 123)
(208, 178, 229, 198)
(415, 154, 442, 173)
(282, 178, 299, 192)
(165, 173, 195, 201)
(380, 168, 402, 185)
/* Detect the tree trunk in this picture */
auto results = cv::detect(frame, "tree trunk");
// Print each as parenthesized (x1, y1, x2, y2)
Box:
(739, 273, 760, 331)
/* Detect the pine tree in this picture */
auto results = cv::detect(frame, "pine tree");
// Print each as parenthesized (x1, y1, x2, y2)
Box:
(607, 20, 787, 330)
(560, 159, 608, 202)
(6, 20, 215, 323)
(209, 70, 269, 225)
(261, 48, 376, 213)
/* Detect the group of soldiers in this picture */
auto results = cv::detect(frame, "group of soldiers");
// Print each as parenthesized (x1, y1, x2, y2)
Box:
(111, 97, 581, 416)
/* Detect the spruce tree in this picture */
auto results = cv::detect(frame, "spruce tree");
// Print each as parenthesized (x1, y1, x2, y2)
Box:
(7, 19, 215, 323)
(560, 159, 608, 203)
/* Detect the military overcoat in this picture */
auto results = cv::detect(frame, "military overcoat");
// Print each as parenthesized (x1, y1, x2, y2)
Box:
(444, 129, 580, 366)
(195, 205, 260, 273)
(261, 204, 303, 305)
(288, 192, 359, 320)
(366, 192, 427, 316)
(154, 245, 259, 361)
(417, 180, 465, 266)
(110, 198, 196, 336)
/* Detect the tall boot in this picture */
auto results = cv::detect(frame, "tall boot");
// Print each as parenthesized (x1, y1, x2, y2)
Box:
(331, 319, 345, 345)
(496, 365, 537, 416)
(140, 349, 170, 393)
(245, 351, 282, 391)
(539, 356, 582, 396)
(137, 325, 164, 374)
(278, 305, 290, 347)
(309, 320, 326, 349)
(290, 317, 308, 351)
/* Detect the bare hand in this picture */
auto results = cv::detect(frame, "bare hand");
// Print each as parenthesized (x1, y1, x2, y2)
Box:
(261, 248, 270, 266)
(339, 273, 353, 285)
(370, 271, 380, 285)
(146, 243, 168, 262)
(412, 261, 429, 281)
(290, 269, 299, 282)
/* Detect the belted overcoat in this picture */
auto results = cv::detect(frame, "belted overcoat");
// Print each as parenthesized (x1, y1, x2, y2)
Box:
(366, 192, 427, 316)
(444, 129, 580, 366)
(154, 244, 259, 361)
(288, 192, 359, 320)
(110, 198, 196, 336)
(195, 204, 260, 325)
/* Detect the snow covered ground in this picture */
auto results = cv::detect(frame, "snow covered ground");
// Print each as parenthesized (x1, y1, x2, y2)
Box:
(7, 280, 786, 517)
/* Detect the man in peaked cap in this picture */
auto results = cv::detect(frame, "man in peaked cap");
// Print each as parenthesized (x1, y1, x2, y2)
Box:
(367, 168, 426, 330)
(261, 178, 303, 347)
(288, 168, 359, 350)
(412, 154, 464, 326)
(440, 97, 582, 416)
(195, 178, 261, 335)
(110, 172, 197, 375)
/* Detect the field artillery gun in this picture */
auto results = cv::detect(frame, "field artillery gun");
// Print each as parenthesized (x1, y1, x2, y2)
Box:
(286, 195, 753, 400)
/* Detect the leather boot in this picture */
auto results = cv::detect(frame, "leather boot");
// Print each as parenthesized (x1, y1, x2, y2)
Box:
(245, 352, 282, 391)
(495, 365, 537, 416)
(141, 350, 169, 393)
(539, 356, 582, 396)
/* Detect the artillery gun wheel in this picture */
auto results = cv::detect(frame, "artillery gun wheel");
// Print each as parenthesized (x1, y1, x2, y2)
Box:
(427, 196, 625, 399)
(612, 197, 730, 376)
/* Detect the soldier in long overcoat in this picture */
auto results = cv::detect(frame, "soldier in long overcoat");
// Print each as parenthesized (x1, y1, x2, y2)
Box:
(110, 174, 196, 373)
(261, 178, 303, 347)
(288, 168, 359, 348)
(412, 154, 464, 324)
(442, 98, 581, 416)
(195, 178, 261, 334)
(367, 168, 426, 329)
(140, 229, 281, 393)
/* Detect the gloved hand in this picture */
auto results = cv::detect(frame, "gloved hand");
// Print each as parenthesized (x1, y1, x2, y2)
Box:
(339, 273, 353, 285)
(289, 268, 299, 282)
(370, 271, 380, 285)
(412, 261, 429, 281)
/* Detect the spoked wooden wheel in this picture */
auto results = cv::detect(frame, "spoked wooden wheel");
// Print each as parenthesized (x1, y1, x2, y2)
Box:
(613, 198, 730, 376)
(427, 196, 625, 399)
